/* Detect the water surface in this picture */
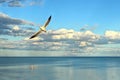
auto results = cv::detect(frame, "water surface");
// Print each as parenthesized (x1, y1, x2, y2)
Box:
(0, 57, 120, 80)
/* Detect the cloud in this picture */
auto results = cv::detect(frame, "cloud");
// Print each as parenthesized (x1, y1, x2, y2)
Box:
(105, 30, 120, 43)
(80, 24, 98, 32)
(29, 0, 44, 6)
(0, 0, 44, 7)
(0, 27, 120, 56)
(0, 13, 35, 25)
(0, 37, 8, 41)
(0, 13, 35, 36)
(8, 0, 23, 7)
(13, 25, 20, 31)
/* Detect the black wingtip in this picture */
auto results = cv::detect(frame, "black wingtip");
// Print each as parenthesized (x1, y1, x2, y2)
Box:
(29, 37, 33, 39)
(49, 15, 52, 20)
(29, 36, 34, 39)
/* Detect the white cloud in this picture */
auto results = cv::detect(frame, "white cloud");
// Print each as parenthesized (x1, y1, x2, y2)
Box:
(13, 25, 20, 31)
(105, 31, 120, 39)
(0, 13, 36, 37)
(0, 0, 44, 7)
(29, 0, 44, 6)
(84, 30, 94, 35)
(8, 0, 23, 7)
(0, 28, 120, 56)
(0, 12, 35, 26)
(79, 41, 91, 47)
(105, 30, 120, 43)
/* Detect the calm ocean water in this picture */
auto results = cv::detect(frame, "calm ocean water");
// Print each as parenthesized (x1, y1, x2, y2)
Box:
(0, 57, 120, 80)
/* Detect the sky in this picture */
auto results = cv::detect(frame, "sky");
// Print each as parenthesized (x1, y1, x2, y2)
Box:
(0, 0, 120, 56)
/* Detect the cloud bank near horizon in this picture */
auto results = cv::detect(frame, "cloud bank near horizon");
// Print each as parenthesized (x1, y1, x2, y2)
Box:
(0, 13, 120, 56)
(0, 28, 120, 56)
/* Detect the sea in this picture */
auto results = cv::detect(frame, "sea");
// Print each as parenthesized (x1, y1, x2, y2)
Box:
(0, 57, 120, 80)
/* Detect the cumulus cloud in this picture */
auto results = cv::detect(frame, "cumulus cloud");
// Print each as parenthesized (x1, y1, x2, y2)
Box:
(105, 31, 120, 43)
(0, 0, 44, 7)
(0, 26, 120, 56)
(1, 28, 119, 49)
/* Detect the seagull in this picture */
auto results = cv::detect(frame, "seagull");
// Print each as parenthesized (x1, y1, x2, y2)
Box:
(29, 16, 51, 39)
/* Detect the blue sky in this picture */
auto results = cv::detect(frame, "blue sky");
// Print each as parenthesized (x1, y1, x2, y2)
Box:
(0, 0, 120, 56)
(0, 0, 120, 34)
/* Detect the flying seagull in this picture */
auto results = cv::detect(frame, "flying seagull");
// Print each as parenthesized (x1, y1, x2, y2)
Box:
(29, 16, 51, 39)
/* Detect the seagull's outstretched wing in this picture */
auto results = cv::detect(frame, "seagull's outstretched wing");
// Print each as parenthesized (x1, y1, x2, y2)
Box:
(29, 16, 51, 39)
(44, 16, 51, 27)
(29, 30, 42, 39)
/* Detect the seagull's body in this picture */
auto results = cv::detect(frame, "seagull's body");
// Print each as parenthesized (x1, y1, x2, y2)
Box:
(30, 16, 51, 39)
